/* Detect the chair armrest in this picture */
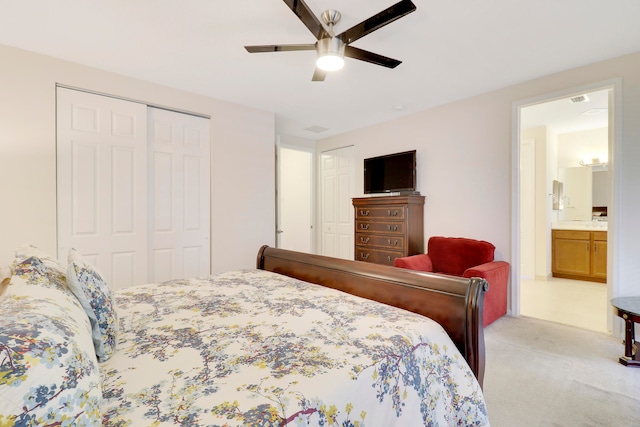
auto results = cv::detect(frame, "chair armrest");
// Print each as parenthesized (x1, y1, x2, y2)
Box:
(463, 261, 510, 326)
(393, 254, 434, 272)
(462, 261, 510, 287)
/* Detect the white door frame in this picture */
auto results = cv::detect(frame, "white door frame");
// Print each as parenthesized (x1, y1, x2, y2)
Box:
(511, 78, 622, 335)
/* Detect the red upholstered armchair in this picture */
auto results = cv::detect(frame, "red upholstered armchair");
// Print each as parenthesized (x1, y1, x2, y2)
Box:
(393, 236, 510, 326)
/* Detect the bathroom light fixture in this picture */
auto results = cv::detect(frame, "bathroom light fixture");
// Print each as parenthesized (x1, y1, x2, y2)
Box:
(316, 37, 345, 72)
(579, 157, 608, 171)
(579, 157, 605, 166)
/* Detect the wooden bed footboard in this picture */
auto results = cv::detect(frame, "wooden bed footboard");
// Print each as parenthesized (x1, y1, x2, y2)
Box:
(256, 245, 488, 386)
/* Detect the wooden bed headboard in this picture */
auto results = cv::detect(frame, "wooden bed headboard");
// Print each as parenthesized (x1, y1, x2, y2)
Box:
(256, 245, 488, 386)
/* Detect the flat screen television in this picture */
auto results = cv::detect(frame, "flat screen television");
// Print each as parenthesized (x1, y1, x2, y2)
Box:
(364, 150, 416, 194)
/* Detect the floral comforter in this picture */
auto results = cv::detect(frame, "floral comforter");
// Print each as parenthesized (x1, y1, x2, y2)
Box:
(101, 269, 489, 426)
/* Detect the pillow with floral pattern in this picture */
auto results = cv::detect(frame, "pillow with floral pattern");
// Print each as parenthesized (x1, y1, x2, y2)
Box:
(12, 244, 68, 292)
(0, 275, 101, 425)
(67, 248, 118, 362)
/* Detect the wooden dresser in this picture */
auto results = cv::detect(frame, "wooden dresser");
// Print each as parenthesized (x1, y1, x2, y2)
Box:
(352, 195, 425, 266)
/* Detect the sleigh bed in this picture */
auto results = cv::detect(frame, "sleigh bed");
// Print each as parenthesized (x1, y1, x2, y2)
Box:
(1, 245, 489, 426)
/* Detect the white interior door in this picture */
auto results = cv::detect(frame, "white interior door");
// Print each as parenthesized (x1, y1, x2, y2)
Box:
(57, 87, 148, 289)
(148, 107, 211, 282)
(277, 144, 313, 253)
(320, 146, 354, 259)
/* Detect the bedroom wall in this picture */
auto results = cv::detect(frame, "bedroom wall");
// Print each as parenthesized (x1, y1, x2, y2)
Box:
(0, 44, 276, 273)
(316, 51, 640, 305)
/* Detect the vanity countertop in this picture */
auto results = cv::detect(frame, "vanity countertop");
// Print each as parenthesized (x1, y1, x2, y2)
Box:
(551, 221, 607, 231)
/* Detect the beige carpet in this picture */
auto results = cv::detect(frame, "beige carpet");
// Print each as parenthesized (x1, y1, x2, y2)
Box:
(482, 316, 640, 426)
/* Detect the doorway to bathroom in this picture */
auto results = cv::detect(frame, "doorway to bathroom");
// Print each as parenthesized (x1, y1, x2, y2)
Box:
(517, 86, 614, 333)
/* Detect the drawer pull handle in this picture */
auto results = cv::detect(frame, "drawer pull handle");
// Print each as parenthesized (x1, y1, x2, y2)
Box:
(387, 209, 399, 216)
(360, 223, 370, 230)
(387, 225, 398, 231)
(360, 210, 370, 216)
(361, 253, 370, 260)
(360, 237, 370, 244)
(387, 239, 399, 246)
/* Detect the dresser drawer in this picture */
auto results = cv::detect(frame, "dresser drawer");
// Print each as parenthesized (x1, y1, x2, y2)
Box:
(355, 206, 405, 220)
(356, 233, 404, 250)
(356, 220, 405, 234)
(355, 248, 404, 266)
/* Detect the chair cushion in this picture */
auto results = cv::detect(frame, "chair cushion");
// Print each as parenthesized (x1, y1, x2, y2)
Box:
(428, 237, 495, 276)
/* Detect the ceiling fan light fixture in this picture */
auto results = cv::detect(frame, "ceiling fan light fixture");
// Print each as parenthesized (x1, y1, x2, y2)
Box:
(316, 37, 345, 72)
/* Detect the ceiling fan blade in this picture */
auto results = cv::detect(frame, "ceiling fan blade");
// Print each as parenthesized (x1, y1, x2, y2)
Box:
(283, 0, 329, 40)
(312, 68, 327, 81)
(245, 44, 316, 53)
(345, 46, 402, 68)
(338, 0, 416, 44)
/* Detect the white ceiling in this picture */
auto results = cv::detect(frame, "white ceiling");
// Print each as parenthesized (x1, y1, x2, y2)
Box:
(1, 0, 639, 140)
(521, 88, 609, 134)
(522, 88, 610, 168)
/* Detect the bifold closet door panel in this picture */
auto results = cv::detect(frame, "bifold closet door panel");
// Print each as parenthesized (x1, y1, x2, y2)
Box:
(57, 87, 149, 289)
(148, 107, 211, 283)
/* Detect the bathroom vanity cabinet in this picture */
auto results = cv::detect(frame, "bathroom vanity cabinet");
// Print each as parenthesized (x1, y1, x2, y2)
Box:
(552, 229, 607, 283)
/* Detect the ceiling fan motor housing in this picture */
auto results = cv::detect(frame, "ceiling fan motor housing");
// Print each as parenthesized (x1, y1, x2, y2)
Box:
(316, 37, 346, 71)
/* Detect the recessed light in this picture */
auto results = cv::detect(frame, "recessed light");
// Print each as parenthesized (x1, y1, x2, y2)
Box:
(392, 105, 405, 111)
(581, 108, 607, 116)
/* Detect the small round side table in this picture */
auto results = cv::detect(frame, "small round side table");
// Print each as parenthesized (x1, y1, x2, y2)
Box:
(611, 297, 640, 367)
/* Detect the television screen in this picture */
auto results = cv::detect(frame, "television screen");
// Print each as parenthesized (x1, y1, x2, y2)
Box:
(364, 150, 416, 194)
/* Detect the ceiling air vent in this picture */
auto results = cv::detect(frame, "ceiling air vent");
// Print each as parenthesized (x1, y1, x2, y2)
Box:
(304, 125, 329, 133)
(569, 94, 590, 103)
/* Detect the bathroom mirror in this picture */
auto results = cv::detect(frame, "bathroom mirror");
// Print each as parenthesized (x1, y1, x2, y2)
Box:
(558, 167, 591, 220)
(592, 170, 609, 214)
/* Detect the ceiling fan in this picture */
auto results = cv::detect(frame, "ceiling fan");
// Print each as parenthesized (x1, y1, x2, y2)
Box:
(244, 0, 417, 81)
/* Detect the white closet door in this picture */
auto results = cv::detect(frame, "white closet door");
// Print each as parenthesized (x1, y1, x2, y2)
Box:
(57, 88, 148, 289)
(148, 107, 211, 282)
(320, 146, 354, 259)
